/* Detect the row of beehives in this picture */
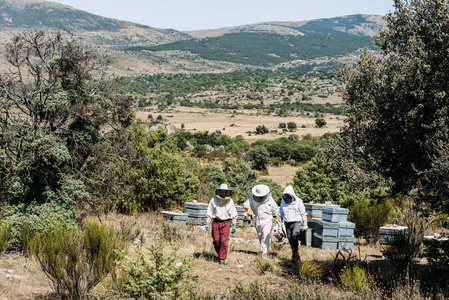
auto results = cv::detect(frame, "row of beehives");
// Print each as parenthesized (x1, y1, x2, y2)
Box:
(162, 202, 356, 250)
(304, 203, 355, 250)
(162, 203, 435, 253)
(162, 202, 247, 227)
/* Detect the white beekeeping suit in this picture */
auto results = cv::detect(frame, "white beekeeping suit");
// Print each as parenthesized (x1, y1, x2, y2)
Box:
(243, 184, 279, 254)
(279, 185, 308, 228)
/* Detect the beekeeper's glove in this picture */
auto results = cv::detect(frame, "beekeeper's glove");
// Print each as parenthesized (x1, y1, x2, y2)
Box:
(275, 215, 280, 225)
(231, 224, 236, 233)
(205, 223, 210, 231)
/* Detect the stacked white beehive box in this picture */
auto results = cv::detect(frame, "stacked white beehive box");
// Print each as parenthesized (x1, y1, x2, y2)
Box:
(184, 202, 246, 226)
(306, 204, 356, 250)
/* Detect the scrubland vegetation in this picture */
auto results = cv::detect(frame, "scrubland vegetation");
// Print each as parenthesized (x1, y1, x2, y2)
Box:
(1, 0, 449, 299)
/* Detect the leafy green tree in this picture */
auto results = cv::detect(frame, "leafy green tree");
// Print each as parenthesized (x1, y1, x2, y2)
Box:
(83, 126, 200, 213)
(255, 125, 269, 135)
(333, 0, 449, 213)
(287, 122, 297, 131)
(290, 144, 318, 163)
(315, 118, 327, 128)
(222, 157, 257, 203)
(292, 155, 350, 204)
(0, 30, 134, 207)
(246, 146, 270, 171)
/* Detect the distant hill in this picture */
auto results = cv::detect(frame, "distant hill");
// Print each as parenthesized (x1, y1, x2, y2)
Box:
(0, 0, 386, 74)
(138, 32, 375, 67)
(187, 14, 385, 38)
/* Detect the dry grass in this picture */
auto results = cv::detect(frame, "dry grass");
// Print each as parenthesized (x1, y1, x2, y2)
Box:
(136, 105, 344, 142)
(0, 212, 405, 300)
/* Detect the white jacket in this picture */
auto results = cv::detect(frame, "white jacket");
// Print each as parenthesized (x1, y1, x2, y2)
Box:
(206, 196, 238, 225)
(279, 185, 308, 228)
(243, 195, 278, 225)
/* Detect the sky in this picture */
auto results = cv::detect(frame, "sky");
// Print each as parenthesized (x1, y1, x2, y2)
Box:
(50, 0, 396, 31)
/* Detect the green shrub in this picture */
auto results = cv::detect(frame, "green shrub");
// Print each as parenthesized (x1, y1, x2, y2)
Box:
(0, 219, 12, 253)
(3, 202, 76, 252)
(298, 260, 325, 280)
(384, 208, 426, 268)
(348, 198, 392, 244)
(255, 254, 275, 275)
(315, 118, 327, 128)
(287, 121, 297, 131)
(247, 146, 270, 170)
(28, 220, 126, 300)
(256, 125, 269, 135)
(119, 242, 193, 299)
(340, 264, 373, 294)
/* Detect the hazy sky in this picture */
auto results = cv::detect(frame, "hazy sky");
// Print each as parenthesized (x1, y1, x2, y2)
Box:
(50, 0, 395, 31)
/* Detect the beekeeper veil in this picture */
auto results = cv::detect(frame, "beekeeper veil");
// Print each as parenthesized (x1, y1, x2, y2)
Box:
(215, 183, 232, 204)
(251, 184, 271, 204)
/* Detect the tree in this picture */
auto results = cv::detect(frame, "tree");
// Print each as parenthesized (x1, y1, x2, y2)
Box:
(0, 30, 134, 205)
(255, 125, 269, 135)
(315, 118, 326, 128)
(246, 146, 270, 171)
(332, 0, 449, 213)
(287, 122, 297, 131)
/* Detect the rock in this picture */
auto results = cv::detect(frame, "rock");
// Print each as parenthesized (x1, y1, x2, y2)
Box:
(185, 141, 195, 151)
(216, 145, 225, 152)
(149, 124, 165, 131)
(166, 124, 178, 135)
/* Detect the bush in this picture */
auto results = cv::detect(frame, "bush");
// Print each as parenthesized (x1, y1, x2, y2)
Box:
(340, 264, 373, 294)
(247, 146, 270, 170)
(315, 118, 327, 127)
(298, 260, 325, 280)
(384, 208, 426, 268)
(291, 144, 318, 163)
(256, 125, 269, 135)
(287, 122, 297, 131)
(348, 198, 393, 244)
(3, 202, 76, 252)
(255, 254, 275, 275)
(28, 220, 126, 300)
(0, 220, 12, 253)
(119, 242, 193, 299)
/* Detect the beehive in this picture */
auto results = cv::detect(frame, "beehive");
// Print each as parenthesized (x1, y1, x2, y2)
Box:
(161, 211, 189, 227)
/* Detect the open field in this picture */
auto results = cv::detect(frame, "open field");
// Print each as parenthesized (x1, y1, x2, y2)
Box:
(136, 98, 344, 185)
(136, 106, 344, 143)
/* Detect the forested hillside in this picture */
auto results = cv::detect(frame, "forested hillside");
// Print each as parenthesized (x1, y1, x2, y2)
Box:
(134, 33, 375, 66)
(0, 1, 383, 73)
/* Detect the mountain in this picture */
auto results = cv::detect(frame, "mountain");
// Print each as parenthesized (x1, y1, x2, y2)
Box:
(0, 0, 386, 74)
(0, 0, 189, 46)
(187, 14, 385, 39)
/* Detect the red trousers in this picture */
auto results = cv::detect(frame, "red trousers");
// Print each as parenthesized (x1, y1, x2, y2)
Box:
(212, 221, 231, 260)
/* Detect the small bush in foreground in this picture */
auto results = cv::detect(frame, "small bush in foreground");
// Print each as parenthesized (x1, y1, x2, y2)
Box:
(118, 242, 193, 299)
(340, 264, 373, 295)
(255, 254, 275, 275)
(0, 220, 12, 253)
(28, 220, 126, 300)
(299, 260, 325, 280)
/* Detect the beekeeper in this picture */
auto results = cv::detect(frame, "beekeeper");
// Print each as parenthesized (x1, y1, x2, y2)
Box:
(243, 184, 279, 255)
(205, 183, 238, 265)
(279, 185, 307, 262)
